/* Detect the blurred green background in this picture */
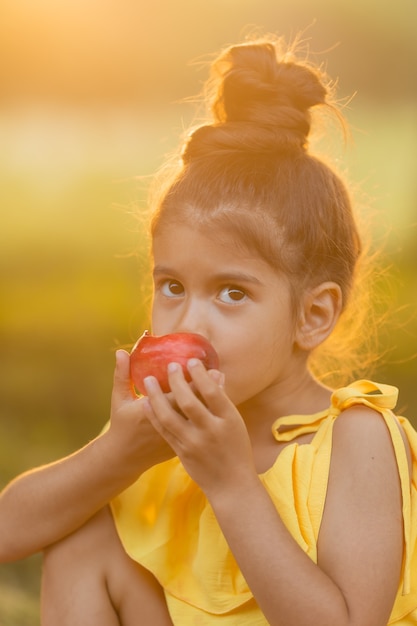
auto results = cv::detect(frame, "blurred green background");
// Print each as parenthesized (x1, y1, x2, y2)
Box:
(0, 0, 416, 623)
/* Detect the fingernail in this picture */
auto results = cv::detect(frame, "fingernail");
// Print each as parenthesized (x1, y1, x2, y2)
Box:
(211, 370, 225, 387)
(187, 358, 200, 369)
(167, 362, 180, 373)
(144, 376, 158, 392)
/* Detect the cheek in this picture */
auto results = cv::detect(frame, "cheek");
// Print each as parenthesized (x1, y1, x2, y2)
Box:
(224, 330, 286, 383)
(219, 338, 269, 389)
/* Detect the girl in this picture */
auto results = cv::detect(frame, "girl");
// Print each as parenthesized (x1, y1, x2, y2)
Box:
(1, 36, 417, 626)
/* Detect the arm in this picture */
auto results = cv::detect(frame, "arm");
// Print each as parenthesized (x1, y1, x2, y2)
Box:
(0, 350, 174, 563)
(144, 361, 404, 626)
(208, 408, 403, 626)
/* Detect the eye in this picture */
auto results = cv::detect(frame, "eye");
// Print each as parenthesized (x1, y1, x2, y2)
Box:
(160, 279, 184, 298)
(218, 286, 248, 304)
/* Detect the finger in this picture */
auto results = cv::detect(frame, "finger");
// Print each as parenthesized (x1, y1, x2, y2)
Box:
(165, 362, 215, 426)
(111, 349, 136, 407)
(143, 375, 185, 445)
(207, 368, 225, 388)
(186, 359, 233, 417)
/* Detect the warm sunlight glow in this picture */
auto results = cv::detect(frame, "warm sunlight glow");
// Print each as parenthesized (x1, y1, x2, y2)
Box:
(1, 2, 416, 616)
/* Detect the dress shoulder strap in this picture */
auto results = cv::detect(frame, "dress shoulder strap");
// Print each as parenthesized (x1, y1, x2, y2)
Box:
(330, 379, 399, 412)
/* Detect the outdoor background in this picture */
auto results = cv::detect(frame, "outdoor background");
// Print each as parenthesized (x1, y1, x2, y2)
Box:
(1, 1, 416, 623)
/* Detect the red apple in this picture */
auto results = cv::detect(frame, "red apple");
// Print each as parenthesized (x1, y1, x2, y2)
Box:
(130, 330, 219, 395)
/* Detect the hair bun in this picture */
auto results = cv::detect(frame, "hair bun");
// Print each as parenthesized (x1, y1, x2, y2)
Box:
(182, 40, 329, 162)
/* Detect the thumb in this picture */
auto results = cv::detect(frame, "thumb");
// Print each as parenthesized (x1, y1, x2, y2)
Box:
(111, 349, 136, 405)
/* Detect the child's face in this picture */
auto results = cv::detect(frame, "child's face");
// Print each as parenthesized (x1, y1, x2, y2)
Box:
(151, 222, 306, 409)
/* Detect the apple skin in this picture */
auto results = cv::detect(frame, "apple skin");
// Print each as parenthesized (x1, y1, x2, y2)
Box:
(130, 330, 220, 395)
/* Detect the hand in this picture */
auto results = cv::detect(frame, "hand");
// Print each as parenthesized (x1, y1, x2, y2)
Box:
(142, 359, 257, 498)
(107, 350, 175, 475)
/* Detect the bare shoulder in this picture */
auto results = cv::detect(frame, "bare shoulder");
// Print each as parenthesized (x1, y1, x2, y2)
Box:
(333, 402, 396, 438)
(332, 403, 412, 481)
(328, 404, 404, 503)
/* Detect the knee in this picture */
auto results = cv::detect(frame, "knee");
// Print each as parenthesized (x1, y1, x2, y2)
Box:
(41, 509, 123, 625)
(42, 507, 173, 625)
(43, 507, 114, 579)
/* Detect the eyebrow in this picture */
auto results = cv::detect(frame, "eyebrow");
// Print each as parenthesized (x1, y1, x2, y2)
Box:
(153, 265, 263, 286)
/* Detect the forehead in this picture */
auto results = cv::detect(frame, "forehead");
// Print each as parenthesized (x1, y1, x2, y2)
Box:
(152, 222, 280, 282)
(153, 221, 251, 262)
(152, 206, 280, 258)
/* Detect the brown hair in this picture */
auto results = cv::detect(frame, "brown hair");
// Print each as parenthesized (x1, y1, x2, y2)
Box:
(149, 36, 378, 384)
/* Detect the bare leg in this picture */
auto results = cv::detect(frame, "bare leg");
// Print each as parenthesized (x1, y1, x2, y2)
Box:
(41, 507, 173, 626)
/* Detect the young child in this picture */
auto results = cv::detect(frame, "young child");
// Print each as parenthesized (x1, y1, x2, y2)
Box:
(1, 36, 417, 626)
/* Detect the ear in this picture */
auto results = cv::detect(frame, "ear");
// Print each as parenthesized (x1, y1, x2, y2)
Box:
(295, 282, 343, 351)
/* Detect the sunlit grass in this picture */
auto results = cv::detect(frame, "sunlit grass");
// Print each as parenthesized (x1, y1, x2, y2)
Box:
(0, 582, 40, 626)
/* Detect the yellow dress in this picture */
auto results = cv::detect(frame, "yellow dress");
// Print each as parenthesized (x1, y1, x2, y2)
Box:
(110, 381, 417, 624)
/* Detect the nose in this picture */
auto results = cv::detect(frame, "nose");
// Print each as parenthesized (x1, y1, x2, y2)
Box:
(175, 297, 210, 339)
